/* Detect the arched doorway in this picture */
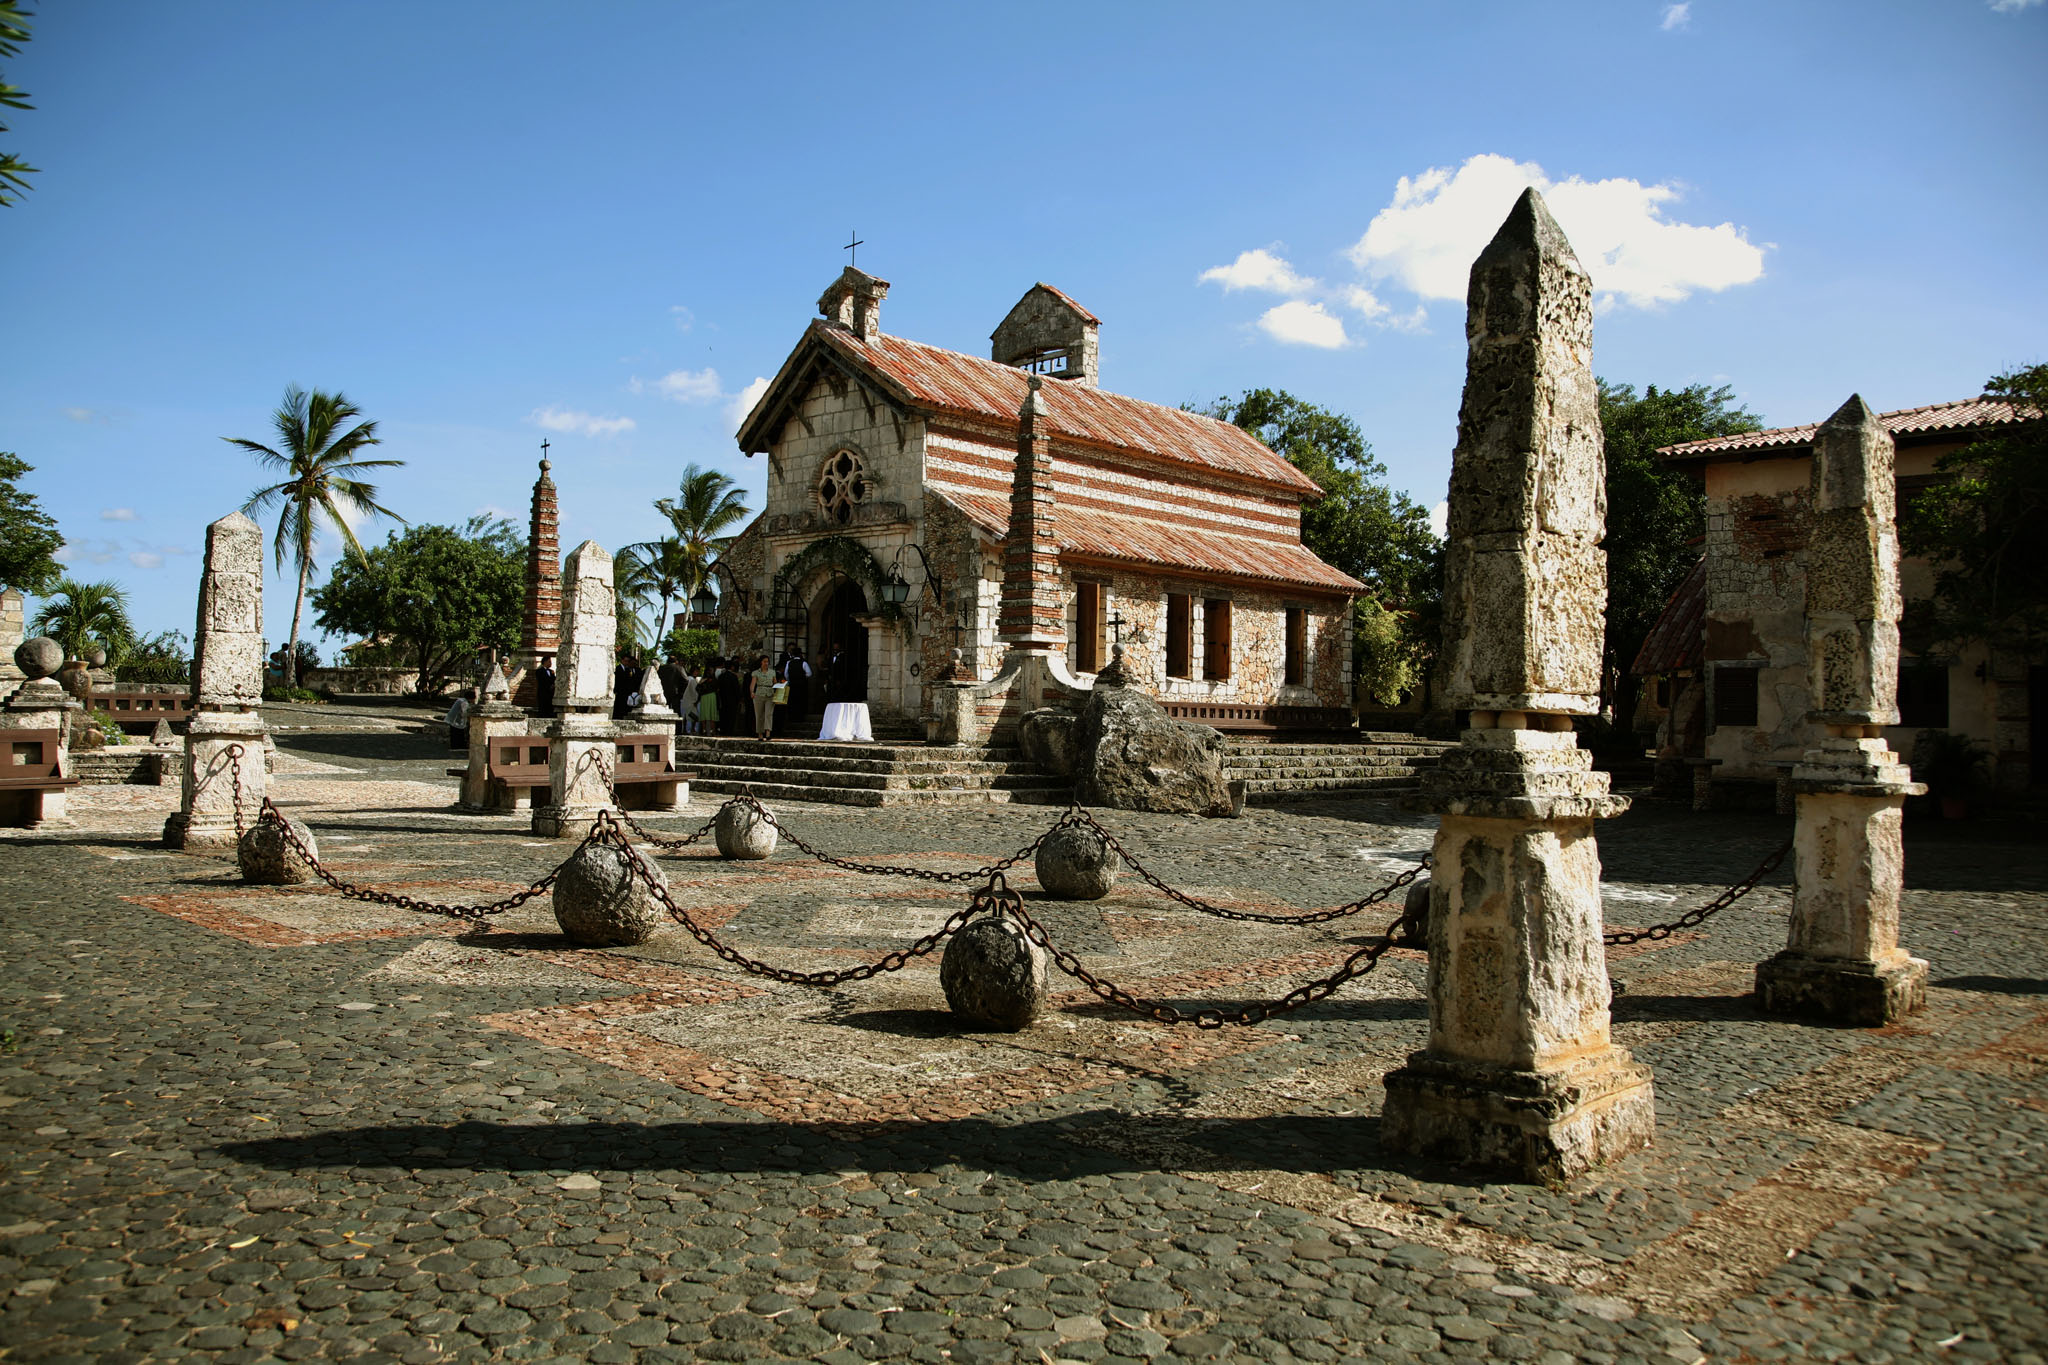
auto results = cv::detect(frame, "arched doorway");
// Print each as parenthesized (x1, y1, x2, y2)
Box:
(810, 577, 869, 706)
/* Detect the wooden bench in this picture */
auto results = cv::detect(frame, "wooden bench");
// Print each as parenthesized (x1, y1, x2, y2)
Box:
(0, 729, 80, 827)
(89, 688, 195, 735)
(484, 739, 554, 810)
(613, 732, 694, 812)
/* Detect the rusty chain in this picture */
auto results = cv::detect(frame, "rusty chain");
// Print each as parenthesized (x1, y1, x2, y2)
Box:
(1602, 838, 1793, 946)
(255, 799, 572, 924)
(614, 805, 721, 851)
(730, 790, 1069, 886)
(1063, 805, 1431, 925)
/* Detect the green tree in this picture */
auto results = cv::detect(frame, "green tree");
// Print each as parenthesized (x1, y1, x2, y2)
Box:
(1901, 363, 2048, 658)
(310, 517, 523, 691)
(612, 547, 655, 657)
(648, 465, 750, 602)
(615, 539, 694, 647)
(1195, 389, 1441, 705)
(29, 578, 134, 662)
(659, 625, 719, 670)
(1598, 379, 1761, 728)
(0, 3, 37, 206)
(0, 452, 63, 592)
(230, 386, 404, 688)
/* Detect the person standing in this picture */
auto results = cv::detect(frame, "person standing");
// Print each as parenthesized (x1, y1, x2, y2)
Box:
(715, 658, 746, 737)
(696, 662, 720, 735)
(658, 654, 685, 713)
(679, 664, 702, 735)
(612, 655, 637, 720)
(779, 647, 811, 736)
(535, 655, 556, 719)
(749, 654, 778, 742)
(445, 689, 472, 752)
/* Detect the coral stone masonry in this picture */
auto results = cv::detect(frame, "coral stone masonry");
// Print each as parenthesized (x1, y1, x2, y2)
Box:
(165, 512, 267, 850)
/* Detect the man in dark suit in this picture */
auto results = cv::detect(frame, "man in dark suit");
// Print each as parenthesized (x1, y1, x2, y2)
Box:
(535, 656, 556, 718)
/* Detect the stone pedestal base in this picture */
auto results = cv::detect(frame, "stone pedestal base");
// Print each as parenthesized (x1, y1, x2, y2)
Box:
(533, 714, 617, 838)
(461, 707, 530, 812)
(167, 712, 266, 850)
(1380, 1047, 1656, 1183)
(1756, 951, 1928, 1027)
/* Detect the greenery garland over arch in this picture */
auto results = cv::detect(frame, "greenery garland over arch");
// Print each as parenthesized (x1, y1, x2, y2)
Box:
(767, 535, 903, 625)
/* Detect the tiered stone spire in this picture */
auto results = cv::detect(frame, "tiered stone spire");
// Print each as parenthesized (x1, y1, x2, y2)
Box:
(997, 377, 1065, 651)
(1379, 188, 1653, 1182)
(512, 452, 561, 709)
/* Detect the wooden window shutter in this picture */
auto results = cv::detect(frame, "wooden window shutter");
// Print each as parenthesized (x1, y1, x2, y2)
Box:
(1204, 599, 1232, 681)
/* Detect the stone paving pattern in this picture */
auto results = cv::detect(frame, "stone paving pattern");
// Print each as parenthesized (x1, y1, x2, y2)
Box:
(3, 708, 2046, 1363)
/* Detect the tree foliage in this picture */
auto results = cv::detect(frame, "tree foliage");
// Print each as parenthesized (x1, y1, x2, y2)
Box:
(117, 629, 191, 684)
(1901, 363, 2048, 657)
(1598, 380, 1761, 720)
(0, 452, 63, 593)
(0, 3, 37, 206)
(30, 578, 134, 662)
(231, 385, 404, 686)
(311, 517, 522, 691)
(1195, 389, 1441, 703)
(623, 465, 752, 643)
(659, 626, 720, 669)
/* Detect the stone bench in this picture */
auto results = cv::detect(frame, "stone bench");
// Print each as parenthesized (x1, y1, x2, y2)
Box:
(613, 733, 692, 812)
(0, 729, 80, 827)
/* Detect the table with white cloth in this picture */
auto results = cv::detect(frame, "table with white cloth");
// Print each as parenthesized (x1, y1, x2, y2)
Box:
(819, 702, 873, 742)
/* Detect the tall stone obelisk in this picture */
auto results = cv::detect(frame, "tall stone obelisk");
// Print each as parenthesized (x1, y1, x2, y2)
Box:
(511, 452, 562, 711)
(1755, 396, 1929, 1024)
(166, 513, 269, 849)
(533, 540, 619, 837)
(1379, 188, 1652, 1182)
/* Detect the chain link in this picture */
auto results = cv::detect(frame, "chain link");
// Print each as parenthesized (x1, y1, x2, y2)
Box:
(1602, 838, 1793, 945)
(732, 791, 1068, 885)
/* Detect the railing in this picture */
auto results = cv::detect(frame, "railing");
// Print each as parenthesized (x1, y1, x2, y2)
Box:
(1160, 701, 1354, 732)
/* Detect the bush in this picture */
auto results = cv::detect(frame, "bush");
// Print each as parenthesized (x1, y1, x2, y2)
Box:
(262, 684, 322, 703)
(93, 712, 126, 745)
(115, 657, 190, 685)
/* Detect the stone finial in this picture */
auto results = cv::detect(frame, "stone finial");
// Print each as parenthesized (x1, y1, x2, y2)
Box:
(554, 541, 616, 714)
(15, 636, 62, 680)
(192, 512, 265, 710)
(482, 662, 511, 702)
(1438, 187, 1606, 715)
(1805, 394, 1901, 727)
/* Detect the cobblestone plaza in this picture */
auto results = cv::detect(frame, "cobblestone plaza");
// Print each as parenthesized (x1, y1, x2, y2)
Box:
(3, 711, 2046, 1364)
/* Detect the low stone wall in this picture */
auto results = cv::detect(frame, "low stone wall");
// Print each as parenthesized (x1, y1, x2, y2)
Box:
(304, 667, 421, 695)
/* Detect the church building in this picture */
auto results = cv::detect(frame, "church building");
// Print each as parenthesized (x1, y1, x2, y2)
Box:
(715, 267, 1362, 740)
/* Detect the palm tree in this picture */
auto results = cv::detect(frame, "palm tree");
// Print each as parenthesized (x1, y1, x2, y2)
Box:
(612, 547, 654, 657)
(649, 464, 750, 607)
(617, 537, 696, 648)
(30, 578, 135, 663)
(229, 386, 404, 688)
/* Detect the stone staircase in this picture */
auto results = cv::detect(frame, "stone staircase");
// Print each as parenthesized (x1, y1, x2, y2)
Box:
(674, 736, 1070, 808)
(68, 747, 170, 785)
(1224, 733, 1456, 805)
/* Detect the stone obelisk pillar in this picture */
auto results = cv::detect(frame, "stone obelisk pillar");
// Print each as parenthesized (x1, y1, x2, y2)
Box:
(510, 454, 562, 711)
(166, 513, 268, 850)
(1755, 396, 1929, 1025)
(460, 662, 531, 812)
(1380, 188, 1652, 1182)
(533, 541, 619, 837)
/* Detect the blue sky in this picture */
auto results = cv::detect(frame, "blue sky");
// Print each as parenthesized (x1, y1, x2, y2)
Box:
(5, 0, 2044, 648)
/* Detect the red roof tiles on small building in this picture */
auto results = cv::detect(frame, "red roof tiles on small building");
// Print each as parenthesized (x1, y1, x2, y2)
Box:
(1658, 397, 2035, 463)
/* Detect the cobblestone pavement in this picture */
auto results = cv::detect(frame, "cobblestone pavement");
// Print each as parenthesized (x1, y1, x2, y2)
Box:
(2, 721, 2045, 1364)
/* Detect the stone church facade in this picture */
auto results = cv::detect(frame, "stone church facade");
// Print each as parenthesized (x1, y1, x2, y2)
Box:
(716, 268, 1361, 739)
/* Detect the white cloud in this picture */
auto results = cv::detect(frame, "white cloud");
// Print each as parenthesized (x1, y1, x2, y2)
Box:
(649, 368, 722, 404)
(51, 543, 74, 563)
(529, 407, 635, 438)
(1346, 153, 1766, 310)
(1429, 500, 1449, 540)
(726, 377, 771, 433)
(1257, 301, 1350, 349)
(1661, 2, 1691, 30)
(1338, 285, 1428, 333)
(129, 551, 164, 570)
(63, 406, 97, 423)
(1990, 0, 2041, 12)
(1199, 248, 1318, 296)
(101, 507, 137, 522)
(670, 305, 695, 332)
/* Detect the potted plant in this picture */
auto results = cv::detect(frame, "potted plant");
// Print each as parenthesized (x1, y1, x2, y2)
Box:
(1912, 729, 1991, 819)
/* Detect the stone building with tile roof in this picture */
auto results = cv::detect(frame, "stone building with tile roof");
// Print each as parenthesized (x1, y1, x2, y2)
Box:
(717, 268, 1362, 737)
(1650, 395, 2044, 795)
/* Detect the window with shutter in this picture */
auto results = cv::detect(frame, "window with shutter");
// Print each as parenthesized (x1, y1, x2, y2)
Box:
(1075, 581, 1105, 673)
(1284, 607, 1307, 686)
(1203, 599, 1232, 681)
(1166, 594, 1192, 679)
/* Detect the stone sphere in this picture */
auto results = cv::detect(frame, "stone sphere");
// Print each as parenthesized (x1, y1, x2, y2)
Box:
(1034, 825, 1120, 900)
(85, 645, 107, 667)
(714, 803, 778, 860)
(941, 916, 1050, 1031)
(1399, 876, 1433, 949)
(238, 817, 321, 886)
(14, 636, 61, 680)
(554, 842, 670, 946)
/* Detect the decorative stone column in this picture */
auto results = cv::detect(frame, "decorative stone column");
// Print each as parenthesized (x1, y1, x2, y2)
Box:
(628, 664, 679, 731)
(533, 541, 618, 837)
(1756, 396, 1929, 1025)
(1, 638, 79, 827)
(461, 663, 532, 812)
(510, 453, 562, 711)
(1380, 189, 1653, 1183)
(165, 513, 268, 850)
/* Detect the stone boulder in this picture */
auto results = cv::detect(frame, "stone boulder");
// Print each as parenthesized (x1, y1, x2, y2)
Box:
(1034, 825, 1119, 900)
(941, 917, 1049, 1031)
(554, 842, 669, 946)
(1075, 684, 1236, 818)
(239, 817, 321, 886)
(1017, 708, 1079, 776)
(715, 802, 778, 860)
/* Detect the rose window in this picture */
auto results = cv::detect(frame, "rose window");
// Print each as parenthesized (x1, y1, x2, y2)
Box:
(817, 450, 871, 525)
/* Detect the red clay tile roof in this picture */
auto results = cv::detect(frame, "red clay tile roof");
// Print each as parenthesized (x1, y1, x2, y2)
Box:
(936, 490, 1363, 595)
(1629, 557, 1705, 676)
(1658, 397, 2036, 463)
(755, 321, 1324, 498)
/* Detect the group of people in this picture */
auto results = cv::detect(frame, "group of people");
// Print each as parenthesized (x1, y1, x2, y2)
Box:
(451, 642, 860, 747)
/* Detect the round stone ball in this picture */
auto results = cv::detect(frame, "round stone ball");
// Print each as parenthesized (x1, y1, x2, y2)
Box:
(85, 645, 107, 667)
(1034, 825, 1120, 900)
(1400, 876, 1433, 949)
(714, 803, 778, 860)
(238, 817, 321, 886)
(14, 636, 61, 680)
(941, 916, 1050, 1032)
(553, 842, 670, 947)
